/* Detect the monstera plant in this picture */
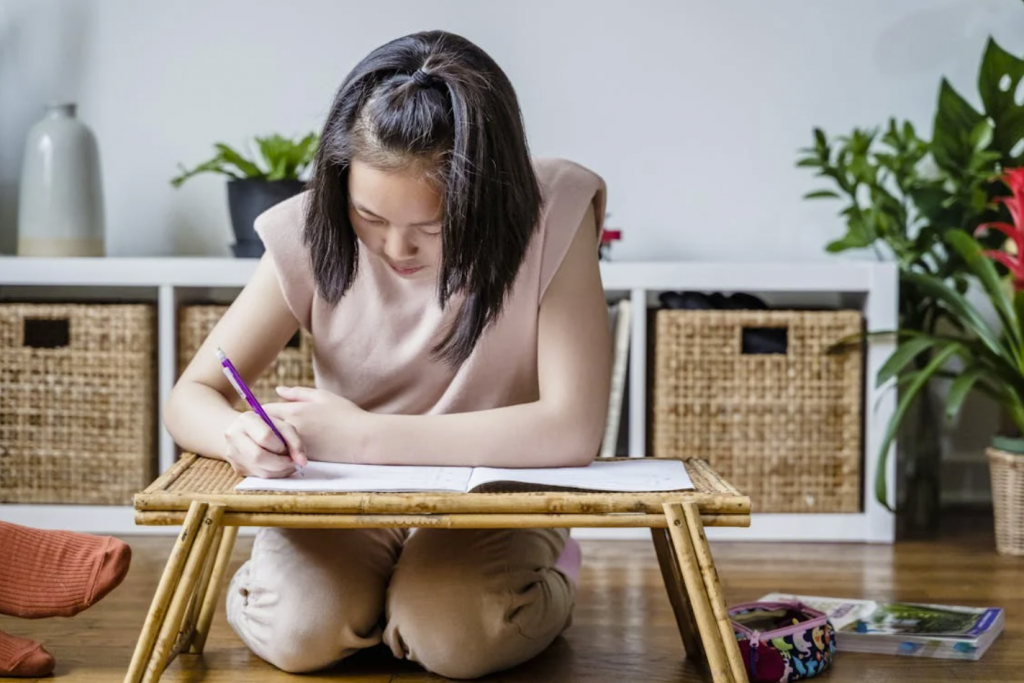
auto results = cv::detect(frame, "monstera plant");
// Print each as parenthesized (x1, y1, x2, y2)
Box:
(798, 34, 1024, 533)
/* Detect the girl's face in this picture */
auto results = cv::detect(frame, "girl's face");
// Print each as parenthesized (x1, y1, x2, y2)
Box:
(347, 159, 443, 280)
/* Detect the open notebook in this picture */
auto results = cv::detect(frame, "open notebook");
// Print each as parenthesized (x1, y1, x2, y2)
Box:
(234, 458, 693, 494)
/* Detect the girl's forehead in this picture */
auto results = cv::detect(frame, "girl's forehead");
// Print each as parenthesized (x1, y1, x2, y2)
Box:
(348, 160, 443, 221)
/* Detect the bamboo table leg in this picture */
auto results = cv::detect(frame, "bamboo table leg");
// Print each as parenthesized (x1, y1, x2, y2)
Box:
(651, 528, 707, 667)
(663, 503, 737, 683)
(174, 524, 224, 655)
(190, 524, 239, 654)
(680, 502, 747, 682)
(124, 502, 208, 683)
(141, 504, 224, 683)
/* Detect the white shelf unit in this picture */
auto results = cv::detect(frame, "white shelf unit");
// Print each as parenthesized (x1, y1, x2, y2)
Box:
(0, 256, 898, 542)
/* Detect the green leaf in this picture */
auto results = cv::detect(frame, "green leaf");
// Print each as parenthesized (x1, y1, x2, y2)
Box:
(932, 78, 985, 173)
(797, 158, 821, 168)
(1015, 290, 1024, 343)
(296, 132, 319, 167)
(875, 343, 961, 511)
(902, 271, 1007, 361)
(908, 185, 954, 226)
(969, 119, 995, 152)
(978, 37, 1024, 162)
(903, 120, 917, 142)
(213, 144, 262, 178)
(875, 366, 961, 413)
(814, 127, 827, 151)
(169, 158, 242, 188)
(876, 336, 949, 387)
(945, 368, 988, 422)
(803, 190, 840, 200)
(945, 230, 1023, 360)
(826, 223, 874, 252)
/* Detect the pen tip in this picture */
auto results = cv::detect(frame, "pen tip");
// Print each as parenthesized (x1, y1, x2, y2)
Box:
(215, 347, 226, 362)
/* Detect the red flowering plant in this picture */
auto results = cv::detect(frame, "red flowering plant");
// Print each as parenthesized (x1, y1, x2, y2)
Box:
(877, 167, 1024, 500)
(977, 168, 1024, 291)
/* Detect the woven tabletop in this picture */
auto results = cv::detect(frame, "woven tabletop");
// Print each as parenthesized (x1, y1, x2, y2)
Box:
(133, 454, 750, 527)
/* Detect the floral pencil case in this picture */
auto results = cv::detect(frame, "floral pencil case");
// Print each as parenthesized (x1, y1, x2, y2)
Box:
(728, 601, 837, 682)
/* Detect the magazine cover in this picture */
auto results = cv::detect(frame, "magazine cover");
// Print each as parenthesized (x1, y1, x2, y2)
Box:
(758, 593, 1004, 660)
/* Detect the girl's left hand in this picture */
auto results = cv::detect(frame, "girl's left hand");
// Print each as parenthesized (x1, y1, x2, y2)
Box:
(264, 386, 366, 462)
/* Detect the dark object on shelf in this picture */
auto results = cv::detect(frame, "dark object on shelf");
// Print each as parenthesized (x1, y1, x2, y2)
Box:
(658, 291, 784, 353)
(659, 290, 770, 311)
(226, 179, 305, 257)
(231, 240, 264, 258)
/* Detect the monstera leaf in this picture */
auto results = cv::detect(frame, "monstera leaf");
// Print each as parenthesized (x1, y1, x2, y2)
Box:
(932, 79, 986, 174)
(979, 38, 1024, 163)
(935, 37, 1024, 170)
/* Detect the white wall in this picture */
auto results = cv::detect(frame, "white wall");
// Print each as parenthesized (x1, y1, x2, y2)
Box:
(0, 0, 1020, 502)
(2, 0, 1022, 259)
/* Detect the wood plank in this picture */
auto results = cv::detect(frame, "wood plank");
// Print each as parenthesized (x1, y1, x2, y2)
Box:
(3, 513, 1016, 682)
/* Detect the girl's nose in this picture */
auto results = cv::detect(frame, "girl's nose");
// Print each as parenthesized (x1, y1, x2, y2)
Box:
(383, 228, 417, 261)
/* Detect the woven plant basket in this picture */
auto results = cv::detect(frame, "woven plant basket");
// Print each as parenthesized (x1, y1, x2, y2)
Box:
(987, 447, 1024, 556)
(0, 303, 156, 504)
(652, 309, 864, 513)
(177, 305, 315, 406)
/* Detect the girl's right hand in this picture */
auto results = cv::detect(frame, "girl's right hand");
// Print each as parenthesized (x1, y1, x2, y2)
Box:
(223, 411, 305, 478)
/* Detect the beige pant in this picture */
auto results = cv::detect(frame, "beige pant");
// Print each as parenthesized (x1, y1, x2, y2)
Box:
(226, 527, 574, 679)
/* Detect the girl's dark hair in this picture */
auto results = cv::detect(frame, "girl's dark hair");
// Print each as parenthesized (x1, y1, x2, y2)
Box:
(304, 30, 542, 366)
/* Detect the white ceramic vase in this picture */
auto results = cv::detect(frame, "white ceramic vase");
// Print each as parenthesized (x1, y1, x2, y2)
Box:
(17, 103, 105, 257)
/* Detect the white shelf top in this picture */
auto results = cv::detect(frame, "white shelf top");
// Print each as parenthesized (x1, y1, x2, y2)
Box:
(0, 255, 894, 292)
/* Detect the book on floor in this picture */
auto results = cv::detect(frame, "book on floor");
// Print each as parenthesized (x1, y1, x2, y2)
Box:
(759, 593, 1004, 661)
(234, 457, 693, 494)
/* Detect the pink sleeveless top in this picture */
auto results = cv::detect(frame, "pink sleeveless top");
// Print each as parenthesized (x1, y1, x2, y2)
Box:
(255, 157, 606, 416)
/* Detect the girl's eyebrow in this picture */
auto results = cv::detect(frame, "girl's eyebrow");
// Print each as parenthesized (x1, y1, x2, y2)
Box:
(350, 200, 381, 217)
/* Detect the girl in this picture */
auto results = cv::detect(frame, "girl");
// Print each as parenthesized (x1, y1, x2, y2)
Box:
(165, 29, 610, 679)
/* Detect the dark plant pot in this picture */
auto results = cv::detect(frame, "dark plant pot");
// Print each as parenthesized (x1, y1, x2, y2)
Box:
(226, 179, 306, 257)
(895, 384, 943, 541)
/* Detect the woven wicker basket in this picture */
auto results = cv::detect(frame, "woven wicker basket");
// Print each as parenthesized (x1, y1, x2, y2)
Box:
(0, 303, 156, 504)
(177, 305, 315, 406)
(652, 309, 863, 513)
(987, 447, 1024, 556)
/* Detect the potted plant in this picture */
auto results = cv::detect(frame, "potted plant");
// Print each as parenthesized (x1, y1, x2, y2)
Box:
(171, 133, 319, 257)
(797, 33, 1024, 536)
(872, 167, 1024, 554)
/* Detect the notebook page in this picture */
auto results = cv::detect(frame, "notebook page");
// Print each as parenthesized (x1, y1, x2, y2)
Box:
(465, 458, 693, 493)
(234, 461, 473, 493)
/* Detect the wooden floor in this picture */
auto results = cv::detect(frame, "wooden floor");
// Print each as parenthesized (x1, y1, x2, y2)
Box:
(1, 513, 1018, 682)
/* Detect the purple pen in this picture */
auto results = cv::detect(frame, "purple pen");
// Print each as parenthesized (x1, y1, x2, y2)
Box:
(216, 347, 300, 466)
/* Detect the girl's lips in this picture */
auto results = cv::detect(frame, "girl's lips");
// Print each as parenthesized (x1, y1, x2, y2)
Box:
(389, 262, 424, 277)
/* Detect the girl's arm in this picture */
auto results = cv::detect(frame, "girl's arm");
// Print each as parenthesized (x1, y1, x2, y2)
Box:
(163, 255, 303, 461)
(274, 204, 611, 469)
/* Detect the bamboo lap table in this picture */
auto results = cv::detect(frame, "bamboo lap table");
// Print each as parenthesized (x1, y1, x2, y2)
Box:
(125, 454, 751, 683)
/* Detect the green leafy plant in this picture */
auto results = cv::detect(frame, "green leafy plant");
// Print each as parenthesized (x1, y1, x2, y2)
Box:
(875, 168, 1024, 505)
(170, 133, 319, 188)
(797, 33, 1024, 512)
(797, 118, 1003, 336)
